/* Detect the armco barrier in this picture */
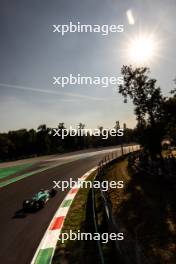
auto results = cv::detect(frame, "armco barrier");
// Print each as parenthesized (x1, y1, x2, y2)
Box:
(91, 144, 150, 264)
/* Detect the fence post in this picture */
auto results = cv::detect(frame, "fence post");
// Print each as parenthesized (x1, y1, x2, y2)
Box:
(121, 144, 124, 156)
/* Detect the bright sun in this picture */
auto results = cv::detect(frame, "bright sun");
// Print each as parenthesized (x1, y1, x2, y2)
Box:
(127, 35, 157, 65)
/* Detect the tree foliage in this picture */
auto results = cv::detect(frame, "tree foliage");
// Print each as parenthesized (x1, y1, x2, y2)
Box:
(0, 122, 136, 162)
(119, 65, 165, 158)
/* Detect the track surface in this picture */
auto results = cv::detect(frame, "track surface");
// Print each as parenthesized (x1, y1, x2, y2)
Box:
(0, 147, 122, 264)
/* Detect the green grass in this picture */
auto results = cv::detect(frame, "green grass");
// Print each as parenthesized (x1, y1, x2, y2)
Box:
(0, 163, 33, 180)
(52, 172, 95, 264)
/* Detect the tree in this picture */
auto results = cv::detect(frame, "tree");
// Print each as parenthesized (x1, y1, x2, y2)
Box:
(58, 123, 65, 130)
(162, 96, 176, 145)
(119, 65, 165, 158)
(123, 123, 127, 130)
(37, 124, 51, 154)
(114, 121, 121, 145)
(0, 134, 9, 160)
(114, 121, 120, 130)
(77, 123, 85, 129)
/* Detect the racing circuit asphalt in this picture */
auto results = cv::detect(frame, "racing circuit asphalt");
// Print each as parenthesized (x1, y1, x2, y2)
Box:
(0, 146, 123, 264)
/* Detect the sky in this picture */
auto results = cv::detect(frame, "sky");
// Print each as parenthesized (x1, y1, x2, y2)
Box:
(0, 0, 176, 132)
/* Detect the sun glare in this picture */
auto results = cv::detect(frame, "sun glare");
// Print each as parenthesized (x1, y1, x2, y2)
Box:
(127, 35, 157, 65)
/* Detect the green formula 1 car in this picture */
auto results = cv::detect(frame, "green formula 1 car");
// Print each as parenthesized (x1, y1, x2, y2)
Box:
(23, 188, 57, 211)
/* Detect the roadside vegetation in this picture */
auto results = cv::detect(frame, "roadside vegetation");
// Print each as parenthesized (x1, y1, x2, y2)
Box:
(0, 163, 32, 180)
(119, 66, 176, 160)
(103, 155, 176, 263)
(53, 173, 95, 264)
(0, 122, 136, 162)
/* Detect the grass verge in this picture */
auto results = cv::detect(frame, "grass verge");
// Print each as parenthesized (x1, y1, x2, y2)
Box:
(52, 172, 96, 264)
(0, 163, 33, 180)
(103, 158, 176, 264)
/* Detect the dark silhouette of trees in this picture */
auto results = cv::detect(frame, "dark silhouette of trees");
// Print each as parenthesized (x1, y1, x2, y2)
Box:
(0, 122, 136, 162)
(36, 125, 51, 154)
(119, 65, 165, 158)
(162, 95, 176, 145)
(0, 134, 9, 160)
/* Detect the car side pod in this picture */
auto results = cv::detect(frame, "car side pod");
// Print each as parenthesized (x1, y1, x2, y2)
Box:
(49, 188, 57, 198)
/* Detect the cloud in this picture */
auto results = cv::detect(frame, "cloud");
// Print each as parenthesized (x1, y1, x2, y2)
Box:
(0, 83, 104, 101)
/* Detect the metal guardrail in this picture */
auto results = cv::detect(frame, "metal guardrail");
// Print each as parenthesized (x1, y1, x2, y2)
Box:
(91, 178, 105, 264)
(91, 144, 144, 264)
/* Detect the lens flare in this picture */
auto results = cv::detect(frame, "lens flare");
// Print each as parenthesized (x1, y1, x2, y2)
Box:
(127, 34, 158, 65)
